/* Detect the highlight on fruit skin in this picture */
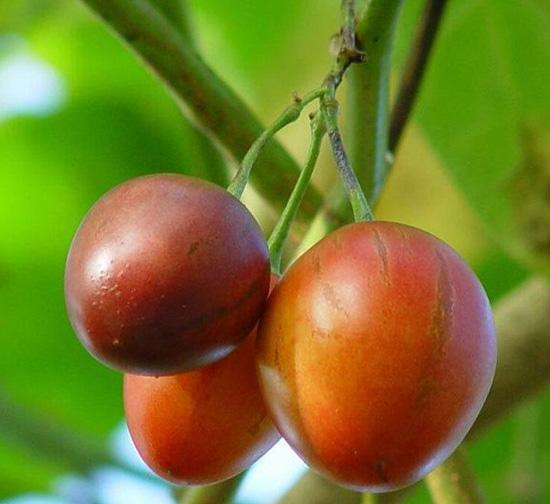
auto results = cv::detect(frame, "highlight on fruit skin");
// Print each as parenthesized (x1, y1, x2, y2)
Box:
(124, 323, 280, 485)
(65, 173, 270, 376)
(256, 221, 497, 492)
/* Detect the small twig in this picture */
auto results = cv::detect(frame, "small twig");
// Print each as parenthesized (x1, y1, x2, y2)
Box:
(340, 0, 367, 63)
(341, 0, 357, 51)
(389, 0, 449, 152)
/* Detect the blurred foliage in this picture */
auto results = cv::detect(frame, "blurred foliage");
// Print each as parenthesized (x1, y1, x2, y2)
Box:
(0, 0, 548, 502)
(397, 0, 550, 276)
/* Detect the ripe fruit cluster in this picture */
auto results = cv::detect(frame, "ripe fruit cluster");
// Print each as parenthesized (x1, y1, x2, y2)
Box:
(65, 174, 496, 491)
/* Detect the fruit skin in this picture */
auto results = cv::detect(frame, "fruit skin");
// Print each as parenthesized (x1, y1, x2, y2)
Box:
(65, 173, 270, 375)
(256, 221, 496, 492)
(124, 276, 280, 485)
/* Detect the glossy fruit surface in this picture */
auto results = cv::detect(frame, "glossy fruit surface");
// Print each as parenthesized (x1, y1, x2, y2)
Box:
(65, 173, 270, 375)
(124, 281, 280, 485)
(256, 221, 496, 492)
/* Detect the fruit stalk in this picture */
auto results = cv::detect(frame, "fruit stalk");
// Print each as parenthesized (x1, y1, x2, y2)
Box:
(319, 0, 374, 222)
(321, 93, 374, 222)
(228, 89, 325, 199)
(300, 0, 404, 248)
(268, 111, 326, 274)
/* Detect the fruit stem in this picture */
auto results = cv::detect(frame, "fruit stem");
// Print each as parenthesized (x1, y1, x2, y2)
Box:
(268, 111, 326, 275)
(297, 0, 404, 247)
(320, 0, 374, 223)
(227, 88, 326, 199)
(425, 446, 485, 504)
(321, 91, 374, 222)
(177, 473, 245, 504)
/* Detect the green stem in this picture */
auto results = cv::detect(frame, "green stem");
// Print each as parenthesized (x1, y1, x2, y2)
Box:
(150, 0, 193, 41)
(425, 447, 485, 504)
(299, 0, 404, 250)
(322, 93, 374, 222)
(268, 111, 326, 275)
(178, 474, 245, 504)
(80, 0, 327, 225)
(345, 0, 405, 203)
(227, 89, 325, 198)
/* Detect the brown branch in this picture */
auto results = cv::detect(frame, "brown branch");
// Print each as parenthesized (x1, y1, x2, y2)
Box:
(389, 0, 449, 152)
